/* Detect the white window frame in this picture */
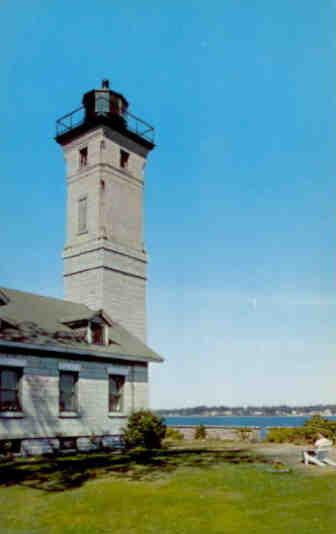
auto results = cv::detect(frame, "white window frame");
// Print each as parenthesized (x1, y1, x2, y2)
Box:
(107, 366, 128, 415)
(0, 365, 23, 415)
(108, 374, 125, 413)
(86, 321, 109, 346)
(59, 370, 79, 416)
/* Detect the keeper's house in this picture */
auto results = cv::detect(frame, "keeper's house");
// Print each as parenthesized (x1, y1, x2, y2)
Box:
(0, 80, 163, 454)
(0, 288, 161, 453)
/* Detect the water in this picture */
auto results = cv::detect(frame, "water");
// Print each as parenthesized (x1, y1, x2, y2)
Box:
(165, 415, 336, 439)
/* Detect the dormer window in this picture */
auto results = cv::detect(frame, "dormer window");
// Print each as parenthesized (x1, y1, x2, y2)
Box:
(92, 322, 104, 345)
(0, 290, 9, 307)
(86, 319, 109, 346)
(0, 318, 17, 332)
(63, 312, 112, 347)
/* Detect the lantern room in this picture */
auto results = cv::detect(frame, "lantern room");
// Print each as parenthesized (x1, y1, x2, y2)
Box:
(55, 79, 154, 149)
(82, 79, 129, 128)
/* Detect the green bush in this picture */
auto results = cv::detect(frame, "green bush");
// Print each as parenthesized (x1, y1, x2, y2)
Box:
(194, 424, 207, 440)
(303, 415, 336, 441)
(266, 415, 336, 444)
(266, 427, 306, 444)
(123, 410, 166, 450)
(165, 427, 184, 441)
(0, 440, 13, 456)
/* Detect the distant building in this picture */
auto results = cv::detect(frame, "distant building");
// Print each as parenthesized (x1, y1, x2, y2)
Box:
(0, 80, 163, 454)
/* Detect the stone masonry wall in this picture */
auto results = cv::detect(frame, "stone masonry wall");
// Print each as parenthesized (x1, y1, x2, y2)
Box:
(170, 425, 260, 442)
(61, 126, 149, 342)
(0, 352, 148, 440)
(64, 264, 146, 342)
(64, 245, 147, 341)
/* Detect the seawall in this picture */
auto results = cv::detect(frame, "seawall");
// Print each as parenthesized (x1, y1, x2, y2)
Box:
(170, 425, 261, 442)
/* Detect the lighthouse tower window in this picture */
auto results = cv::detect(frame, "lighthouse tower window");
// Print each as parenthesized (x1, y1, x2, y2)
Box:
(78, 196, 88, 234)
(120, 150, 129, 169)
(79, 147, 88, 168)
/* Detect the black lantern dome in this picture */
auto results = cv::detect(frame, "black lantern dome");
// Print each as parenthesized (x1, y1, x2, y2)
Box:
(82, 79, 129, 129)
(55, 79, 154, 149)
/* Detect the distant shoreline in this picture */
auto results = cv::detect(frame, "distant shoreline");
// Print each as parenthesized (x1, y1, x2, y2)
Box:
(164, 415, 336, 432)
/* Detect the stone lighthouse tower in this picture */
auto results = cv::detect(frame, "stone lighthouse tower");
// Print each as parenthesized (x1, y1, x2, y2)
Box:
(55, 80, 155, 342)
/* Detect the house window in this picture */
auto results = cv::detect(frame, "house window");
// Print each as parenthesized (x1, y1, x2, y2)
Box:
(78, 197, 87, 234)
(120, 149, 129, 169)
(59, 371, 78, 413)
(79, 146, 88, 167)
(91, 322, 104, 345)
(109, 375, 125, 412)
(0, 367, 22, 412)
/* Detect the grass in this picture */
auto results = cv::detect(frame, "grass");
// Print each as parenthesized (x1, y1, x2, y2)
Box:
(0, 442, 335, 534)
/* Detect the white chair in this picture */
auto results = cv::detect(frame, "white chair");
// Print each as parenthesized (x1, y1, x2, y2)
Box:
(303, 439, 336, 467)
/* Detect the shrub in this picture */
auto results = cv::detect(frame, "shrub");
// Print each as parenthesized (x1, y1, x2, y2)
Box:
(165, 427, 184, 441)
(266, 415, 336, 444)
(194, 424, 207, 440)
(0, 440, 13, 458)
(303, 415, 336, 441)
(266, 427, 306, 444)
(123, 410, 166, 450)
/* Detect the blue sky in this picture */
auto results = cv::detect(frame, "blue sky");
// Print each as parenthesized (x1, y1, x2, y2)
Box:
(0, 1, 335, 408)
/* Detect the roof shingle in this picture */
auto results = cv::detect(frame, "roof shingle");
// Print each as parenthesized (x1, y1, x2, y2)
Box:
(0, 287, 163, 363)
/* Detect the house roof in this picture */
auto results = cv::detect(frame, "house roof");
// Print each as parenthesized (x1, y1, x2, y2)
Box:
(0, 287, 163, 363)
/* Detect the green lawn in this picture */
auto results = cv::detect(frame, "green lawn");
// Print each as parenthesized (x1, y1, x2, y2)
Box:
(0, 445, 335, 534)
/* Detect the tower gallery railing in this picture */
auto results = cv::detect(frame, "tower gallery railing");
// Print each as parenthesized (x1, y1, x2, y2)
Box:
(56, 98, 155, 144)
